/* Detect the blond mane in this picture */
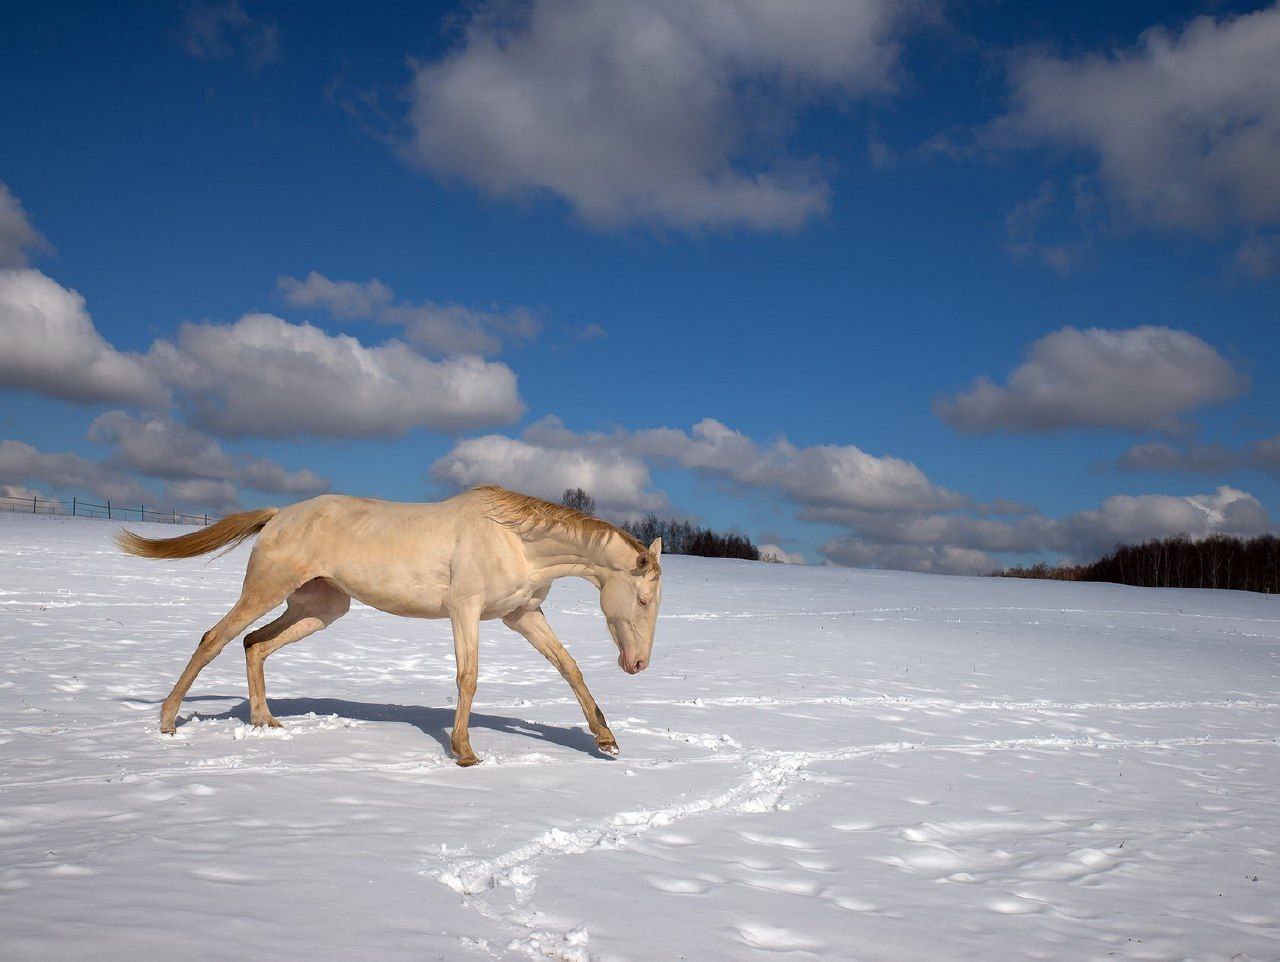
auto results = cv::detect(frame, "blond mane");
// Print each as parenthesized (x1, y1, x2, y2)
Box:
(473, 485, 648, 555)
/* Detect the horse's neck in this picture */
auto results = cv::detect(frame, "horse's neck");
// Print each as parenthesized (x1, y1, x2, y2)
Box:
(522, 532, 628, 587)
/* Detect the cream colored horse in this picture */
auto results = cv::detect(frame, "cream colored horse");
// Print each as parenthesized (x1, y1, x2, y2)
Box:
(117, 485, 662, 766)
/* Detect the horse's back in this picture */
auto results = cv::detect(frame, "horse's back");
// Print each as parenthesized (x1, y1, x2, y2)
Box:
(246, 491, 522, 617)
(254, 493, 470, 560)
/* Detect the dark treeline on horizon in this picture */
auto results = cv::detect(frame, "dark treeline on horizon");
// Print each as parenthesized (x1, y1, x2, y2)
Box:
(620, 515, 761, 561)
(561, 487, 761, 561)
(997, 534, 1280, 594)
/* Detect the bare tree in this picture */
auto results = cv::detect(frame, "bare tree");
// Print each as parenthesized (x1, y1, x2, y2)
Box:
(561, 487, 597, 516)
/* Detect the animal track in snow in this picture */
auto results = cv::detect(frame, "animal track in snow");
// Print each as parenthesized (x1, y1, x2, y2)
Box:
(645, 874, 711, 894)
(428, 731, 1278, 957)
(733, 922, 823, 952)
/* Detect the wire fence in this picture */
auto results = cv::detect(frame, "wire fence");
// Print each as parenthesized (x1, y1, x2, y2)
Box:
(0, 494, 214, 527)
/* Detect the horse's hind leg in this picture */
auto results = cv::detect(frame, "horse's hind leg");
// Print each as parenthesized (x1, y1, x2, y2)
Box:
(243, 578, 349, 727)
(160, 567, 299, 734)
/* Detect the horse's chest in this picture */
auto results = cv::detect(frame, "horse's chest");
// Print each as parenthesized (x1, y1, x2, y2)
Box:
(480, 582, 542, 620)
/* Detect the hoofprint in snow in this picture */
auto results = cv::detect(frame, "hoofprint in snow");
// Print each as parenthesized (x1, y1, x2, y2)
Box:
(1, 514, 1278, 961)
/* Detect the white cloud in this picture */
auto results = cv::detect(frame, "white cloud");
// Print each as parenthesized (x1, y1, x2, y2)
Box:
(0, 268, 168, 407)
(1118, 436, 1280, 480)
(998, 5, 1280, 233)
(0, 439, 152, 504)
(632, 417, 963, 512)
(163, 478, 241, 516)
(432, 415, 1275, 574)
(936, 326, 1242, 433)
(236, 458, 329, 496)
(1, 483, 45, 501)
(277, 270, 540, 356)
(820, 536, 997, 576)
(380, 302, 537, 357)
(819, 486, 1273, 573)
(1061, 486, 1271, 556)
(87, 411, 329, 495)
(404, 0, 921, 231)
(430, 431, 668, 517)
(432, 413, 961, 538)
(0, 183, 49, 268)
(1117, 440, 1237, 474)
(277, 272, 393, 319)
(817, 508, 1063, 554)
(178, 1, 279, 71)
(2, 265, 520, 439)
(149, 313, 524, 438)
(758, 544, 806, 565)
(88, 411, 234, 481)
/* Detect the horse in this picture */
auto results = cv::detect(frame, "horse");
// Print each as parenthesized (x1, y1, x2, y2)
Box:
(116, 485, 663, 766)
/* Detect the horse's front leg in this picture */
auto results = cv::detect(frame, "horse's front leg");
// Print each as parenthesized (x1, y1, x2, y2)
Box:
(449, 612, 482, 767)
(503, 607, 619, 756)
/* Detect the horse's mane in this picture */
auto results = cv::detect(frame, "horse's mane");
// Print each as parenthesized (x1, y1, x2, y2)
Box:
(473, 485, 648, 554)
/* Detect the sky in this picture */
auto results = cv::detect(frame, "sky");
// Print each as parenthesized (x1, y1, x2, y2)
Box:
(1, 0, 1278, 573)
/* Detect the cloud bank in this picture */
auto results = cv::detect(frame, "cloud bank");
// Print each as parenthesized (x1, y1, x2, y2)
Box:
(936, 326, 1242, 433)
(87, 412, 329, 494)
(998, 5, 1280, 233)
(405, 0, 924, 230)
(0, 263, 526, 441)
(149, 313, 524, 438)
(278, 271, 540, 356)
(0, 269, 168, 407)
(0, 183, 49, 268)
(821, 486, 1272, 575)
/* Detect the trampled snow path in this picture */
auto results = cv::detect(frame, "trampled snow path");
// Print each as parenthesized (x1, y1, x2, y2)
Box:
(2, 513, 1279, 960)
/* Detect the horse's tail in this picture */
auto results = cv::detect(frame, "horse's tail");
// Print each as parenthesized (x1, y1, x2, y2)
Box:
(115, 508, 279, 560)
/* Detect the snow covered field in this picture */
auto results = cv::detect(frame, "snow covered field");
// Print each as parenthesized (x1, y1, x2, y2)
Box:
(2, 512, 1279, 961)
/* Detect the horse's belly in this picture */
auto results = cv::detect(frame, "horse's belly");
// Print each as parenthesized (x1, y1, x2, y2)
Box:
(356, 591, 449, 619)
(327, 573, 449, 620)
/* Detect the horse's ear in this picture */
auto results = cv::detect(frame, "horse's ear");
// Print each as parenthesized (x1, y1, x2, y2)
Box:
(649, 537, 662, 558)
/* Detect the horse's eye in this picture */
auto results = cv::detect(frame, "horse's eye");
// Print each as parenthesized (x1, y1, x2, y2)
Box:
(638, 596, 650, 608)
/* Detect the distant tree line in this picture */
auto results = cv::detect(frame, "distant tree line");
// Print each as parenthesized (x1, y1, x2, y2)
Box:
(620, 515, 761, 561)
(561, 488, 761, 561)
(996, 534, 1280, 594)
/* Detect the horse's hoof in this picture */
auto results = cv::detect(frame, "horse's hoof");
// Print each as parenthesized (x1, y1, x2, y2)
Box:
(456, 754, 481, 768)
(251, 716, 283, 729)
(160, 724, 176, 736)
(596, 738, 620, 756)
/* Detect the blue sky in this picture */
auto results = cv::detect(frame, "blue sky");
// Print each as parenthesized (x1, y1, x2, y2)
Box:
(1, 0, 1278, 572)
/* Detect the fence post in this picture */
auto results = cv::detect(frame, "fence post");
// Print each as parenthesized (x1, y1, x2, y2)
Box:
(33, 496, 37, 514)
(72, 496, 76, 517)
(203, 514, 208, 525)
(107, 500, 111, 520)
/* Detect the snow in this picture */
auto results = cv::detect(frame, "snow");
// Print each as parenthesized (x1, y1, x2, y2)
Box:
(2, 511, 1279, 961)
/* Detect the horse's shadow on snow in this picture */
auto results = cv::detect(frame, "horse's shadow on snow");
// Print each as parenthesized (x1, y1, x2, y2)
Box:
(143, 695, 608, 758)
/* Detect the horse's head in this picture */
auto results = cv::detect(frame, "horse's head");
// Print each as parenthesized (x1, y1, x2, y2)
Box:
(600, 537, 662, 674)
